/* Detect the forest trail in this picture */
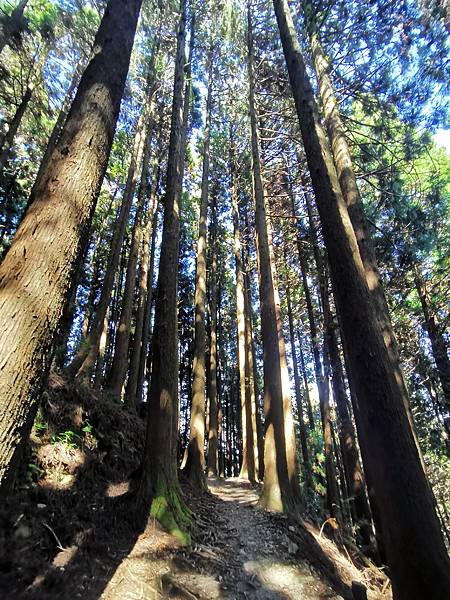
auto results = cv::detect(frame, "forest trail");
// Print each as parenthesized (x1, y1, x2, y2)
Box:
(98, 477, 343, 600)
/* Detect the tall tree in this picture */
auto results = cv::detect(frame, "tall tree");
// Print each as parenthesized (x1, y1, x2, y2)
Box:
(231, 136, 257, 482)
(68, 49, 158, 382)
(135, 0, 191, 541)
(206, 194, 219, 477)
(0, 0, 143, 495)
(183, 44, 214, 487)
(273, 0, 450, 596)
(247, 3, 301, 513)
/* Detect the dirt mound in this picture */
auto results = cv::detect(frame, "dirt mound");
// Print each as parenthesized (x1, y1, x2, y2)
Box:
(0, 373, 146, 598)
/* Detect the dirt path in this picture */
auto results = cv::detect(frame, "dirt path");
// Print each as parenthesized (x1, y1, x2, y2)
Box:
(99, 477, 343, 600)
(6, 477, 357, 599)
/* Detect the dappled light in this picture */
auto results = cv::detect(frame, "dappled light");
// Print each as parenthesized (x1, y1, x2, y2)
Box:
(0, 0, 449, 598)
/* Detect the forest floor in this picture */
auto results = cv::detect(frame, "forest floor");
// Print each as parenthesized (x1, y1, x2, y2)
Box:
(0, 377, 390, 600)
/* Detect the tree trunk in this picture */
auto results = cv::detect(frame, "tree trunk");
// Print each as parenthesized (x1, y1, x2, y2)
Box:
(0, 86, 32, 176)
(243, 210, 264, 480)
(107, 29, 163, 399)
(28, 53, 88, 209)
(68, 62, 153, 382)
(414, 268, 450, 413)
(297, 330, 315, 429)
(273, 1, 450, 596)
(231, 137, 257, 482)
(303, 0, 421, 463)
(135, 0, 191, 542)
(288, 182, 340, 520)
(107, 115, 157, 398)
(285, 273, 312, 489)
(184, 46, 214, 487)
(0, 0, 142, 496)
(207, 196, 219, 477)
(247, 3, 301, 513)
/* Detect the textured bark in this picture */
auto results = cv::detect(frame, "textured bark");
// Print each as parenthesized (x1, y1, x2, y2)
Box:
(231, 140, 257, 482)
(207, 197, 219, 477)
(285, 275, 312, 489)
(107, 119, 157, 397)
(242, 231, 265, 481)
(273, 1, 450, 596)
(127, 162, 161, 404)
(243, 255, 261, 481)
(303, 0, 421, 460)
(0, 0, 142, 495)
(135, 0, 190, 540)
(0, 0, 28, 55)
(107, 32, 162, 398)
(29, 54, 88, 207)
(68, 67, 151, 382)
(288, 185, 340, 518)
(247, 4, 301, 513)
(306, 193, 373, 545)
(184, 47, 214, 486)
(0, 87, 32, 175)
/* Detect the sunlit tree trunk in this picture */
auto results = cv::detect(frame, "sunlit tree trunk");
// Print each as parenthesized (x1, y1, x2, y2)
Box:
(285, 272, 312, 489)
(207, 196, 219, 477)
(135, 0, 191, 541)
(0, 0, 142, 496)
(303, 0, 421, 459)
(245, 248, 265, 481)
(273, 0, 450, 595)
(231, 138, 257, 482)
(288, 183, 340, 520)
(68, 66, 153, 382)
(184, 46, 214, 487)
(247, 4, 301, 512)
(29, 54, 88, 208)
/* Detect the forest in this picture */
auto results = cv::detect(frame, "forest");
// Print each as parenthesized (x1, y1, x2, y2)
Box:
(0, 0, 449, 598)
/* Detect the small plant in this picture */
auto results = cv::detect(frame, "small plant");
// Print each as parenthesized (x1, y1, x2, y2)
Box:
(50, 430, 78, 449)
(26, 462, 43, 484)
(33, 408, 47, 436)
(82, 420, 93, 434)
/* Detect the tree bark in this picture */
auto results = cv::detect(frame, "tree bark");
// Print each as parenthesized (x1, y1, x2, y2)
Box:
(184, 46, 214, 487)
(68, 59, 154, 382)
(247, 3, 301, 513)
(0, 0, 142, 496)
(302, 0, 421, 462)
(306, 192, 374, 546)
(231, 136, 257, 482)
(285, 273, 312, 489)
(107, 29, 163, 398)
(288, 182, 340, 520)
(135, 0, 191, 542)
(273, 0, 450, 596)
(207, 196, 219, 477)
(106, 115, 157, 397)
(0, 86, 32, 176)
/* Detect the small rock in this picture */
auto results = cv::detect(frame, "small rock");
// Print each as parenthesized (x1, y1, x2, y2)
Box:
(37, 503, 47, 509)
(14, 524, 31, 539)
(287, 540, 299, 555)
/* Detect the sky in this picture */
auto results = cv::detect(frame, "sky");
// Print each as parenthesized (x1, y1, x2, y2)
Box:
(433, 129, 450, 153)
